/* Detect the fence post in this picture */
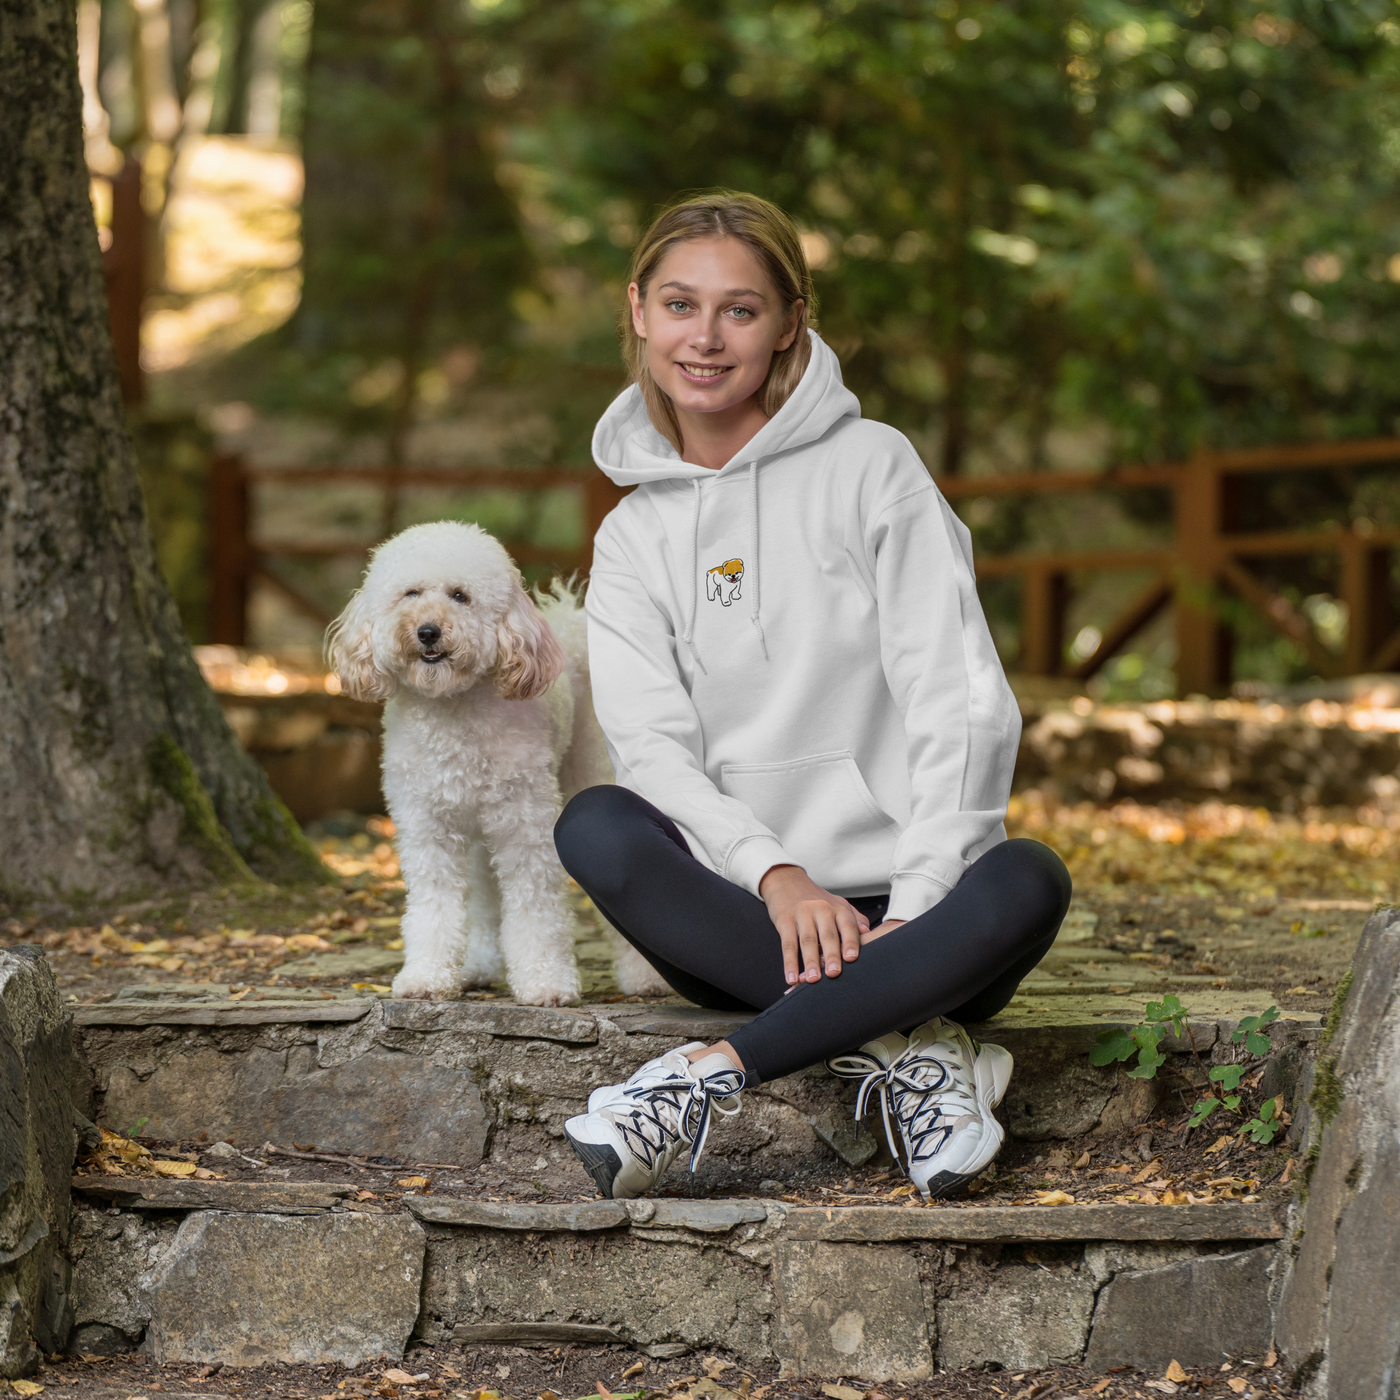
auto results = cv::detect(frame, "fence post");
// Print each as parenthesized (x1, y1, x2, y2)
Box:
(1174, 452, 1230, 695)
(102, 156, 145, 406)
(1021, 566, 1068, 676)
(207, 453, 250, 645)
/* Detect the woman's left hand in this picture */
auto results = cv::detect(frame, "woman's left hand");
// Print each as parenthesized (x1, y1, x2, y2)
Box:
(861, 918, 906, 944)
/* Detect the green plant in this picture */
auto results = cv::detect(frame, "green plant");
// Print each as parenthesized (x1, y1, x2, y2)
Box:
(1090, 998, 1286, 1143)
(125, 1117, 151, 1139)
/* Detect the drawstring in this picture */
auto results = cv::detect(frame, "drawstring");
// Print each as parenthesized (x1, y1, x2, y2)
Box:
(681, 478, 707, 674)
(748, 462, 768, 659)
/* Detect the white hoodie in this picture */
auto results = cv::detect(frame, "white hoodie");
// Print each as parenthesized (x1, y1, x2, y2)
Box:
(585, 331, 1020, 922)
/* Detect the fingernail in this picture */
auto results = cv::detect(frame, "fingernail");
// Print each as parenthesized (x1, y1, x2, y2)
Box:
(845, 949, 857, 960)
(786, 972, 797, 984)
(826, 963, 838, 975)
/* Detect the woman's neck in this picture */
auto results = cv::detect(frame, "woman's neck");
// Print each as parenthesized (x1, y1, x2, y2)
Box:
(676, 395, 770, 472)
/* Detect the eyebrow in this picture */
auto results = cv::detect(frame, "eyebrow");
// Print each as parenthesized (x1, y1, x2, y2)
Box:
(658, 280, 769, 300)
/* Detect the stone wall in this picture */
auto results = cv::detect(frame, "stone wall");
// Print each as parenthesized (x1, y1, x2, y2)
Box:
(1275, 906, 1400, 1397)
(1, 948, 76, 1378)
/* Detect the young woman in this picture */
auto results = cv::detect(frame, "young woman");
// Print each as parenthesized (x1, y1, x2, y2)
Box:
(554, 192, 1071, 1203)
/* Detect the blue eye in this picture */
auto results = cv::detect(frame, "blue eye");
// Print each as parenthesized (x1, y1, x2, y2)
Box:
(667, 300, 689, 313)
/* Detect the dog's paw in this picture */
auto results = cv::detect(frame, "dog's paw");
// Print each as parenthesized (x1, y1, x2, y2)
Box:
(391, 963, 464, 1001)
(611, 940, 672, 998)
(507, 968, 582, 1008)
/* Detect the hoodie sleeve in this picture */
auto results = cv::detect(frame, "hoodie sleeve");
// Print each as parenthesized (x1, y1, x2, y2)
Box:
(585, 527, 797, 896)
(867, 477, 1022, 922)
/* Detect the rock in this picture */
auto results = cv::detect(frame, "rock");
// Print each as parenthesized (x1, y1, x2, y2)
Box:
(404, 1198, 628, 1232)
(1084, 1246, 1273, 1372)
(936, 1257, 1096, 1371)
(100, 1045, 487, 1163)
(145, 1211, 424, 1365)
(1, 947, 76, 1378)
(74, 1001, 372, 1026)
(72, 1177, 355, 1213)
(639, 1201, 768, 1234)
(773, 1241, 932, 1380)
(205, 1142, 239, 1159)
(451, 1322, 623, 1346)
(68, 1208, 180, 1347)
(1276, 906, 1400, 1397)
(781, 1201, 1283, 1243)
(997, 1032, 1114, 1140)
(810, 1108, 880, 1168)
(381, 1000, 598, 1044)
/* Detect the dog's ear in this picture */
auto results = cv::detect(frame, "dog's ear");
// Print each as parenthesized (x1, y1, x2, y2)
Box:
(326, 587, 396, 702)
(493, 577, 566, 700)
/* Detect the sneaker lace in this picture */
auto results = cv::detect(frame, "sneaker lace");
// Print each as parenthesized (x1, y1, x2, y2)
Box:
(611, 1066, 745, 1174)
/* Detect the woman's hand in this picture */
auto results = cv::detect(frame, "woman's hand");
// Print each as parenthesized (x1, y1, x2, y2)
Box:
(861, 918, 907, 944)
(759, 865, 869, 986)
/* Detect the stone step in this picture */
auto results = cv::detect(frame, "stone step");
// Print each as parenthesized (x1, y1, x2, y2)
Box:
(69, 1176, 1284, 1379)
(71, 992, 1318, 1181)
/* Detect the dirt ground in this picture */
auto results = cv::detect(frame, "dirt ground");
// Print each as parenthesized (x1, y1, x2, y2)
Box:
(24, 1341, 1298, 1400)
(2, 798, 1390, 1019)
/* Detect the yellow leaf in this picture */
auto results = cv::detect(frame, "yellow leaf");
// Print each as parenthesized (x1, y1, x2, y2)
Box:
(1265, 1347, 1278, 1368)
(1033, 1190, 1075, 1206)
(621, 1364, 644, 1380)
(1132, 1159, 1163, 1183)
(385, 938, 405, 951)
(153, 1159, 198, 1177)
(1091, 1381, 1112, 1395)
(1228, 1379, 1249, 1395)
(227, 987, 252, 1001)
(12, 1381, 45, 1396)
(888, 1184, 915, 1197)
(1165, 1361, 1188, 1383)
(1074, 1150, 1092, 1168)
(1161, 1189, 1190, 1205)
(397, 1175, 430, 1190)
(1205, 1135, 1232, 1154)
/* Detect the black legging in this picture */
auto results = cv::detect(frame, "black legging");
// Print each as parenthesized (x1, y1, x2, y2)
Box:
(555, 785, 1072, 1085)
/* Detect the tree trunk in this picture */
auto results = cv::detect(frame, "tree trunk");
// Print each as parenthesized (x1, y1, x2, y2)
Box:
(0, 0, 324, 901)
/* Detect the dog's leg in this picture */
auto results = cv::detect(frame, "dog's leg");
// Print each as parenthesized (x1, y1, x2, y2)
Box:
(459, 839, 506, 990)
(483, 801, 581, 1009)
(605, 921, 673, 997)
(392, 822, 471, 1001)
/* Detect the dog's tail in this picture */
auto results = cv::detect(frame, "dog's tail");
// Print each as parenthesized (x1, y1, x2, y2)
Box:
(535, 579, 614, 801)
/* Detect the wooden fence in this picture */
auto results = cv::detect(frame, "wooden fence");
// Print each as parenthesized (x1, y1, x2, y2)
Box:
(207, 440, 1399, 693)
(940, 438, 1400, 694)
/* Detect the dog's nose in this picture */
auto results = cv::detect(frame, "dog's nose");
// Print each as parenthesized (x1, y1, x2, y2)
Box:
(417, 623, 441, 647)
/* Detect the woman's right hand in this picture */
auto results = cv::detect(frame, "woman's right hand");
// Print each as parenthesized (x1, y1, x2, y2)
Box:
(759, 865, 869, 987)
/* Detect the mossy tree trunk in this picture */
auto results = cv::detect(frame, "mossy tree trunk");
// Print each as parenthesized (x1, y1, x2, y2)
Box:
(0, 0, 325, 902)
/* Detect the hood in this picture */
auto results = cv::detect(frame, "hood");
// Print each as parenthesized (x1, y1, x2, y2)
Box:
(591, 330, 860, 485)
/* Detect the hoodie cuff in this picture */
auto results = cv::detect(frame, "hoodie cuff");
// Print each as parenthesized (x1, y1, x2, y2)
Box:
(886, 872, 957, 923)
(725, 835, 799, 899)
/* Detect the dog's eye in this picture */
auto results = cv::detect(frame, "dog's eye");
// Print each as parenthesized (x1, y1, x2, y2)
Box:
(451, 590, 470, 604)
(405, 590, 420, 598)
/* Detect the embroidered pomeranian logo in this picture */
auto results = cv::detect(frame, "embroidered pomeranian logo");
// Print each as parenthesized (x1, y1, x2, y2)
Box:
(705, 558, 744, 606)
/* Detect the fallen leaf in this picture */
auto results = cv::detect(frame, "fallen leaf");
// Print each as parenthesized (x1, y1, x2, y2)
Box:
(152, 1159, 198, 1177)
(12, 1383, 45, 1397)
(538, 1392, 560, 1400)
(621, 1364, 644, 1380)
(820, 1387, 864, 1400)
(383, 1370, 417, 1386)
(1091, 1381, 1112, 1395)
(749, 1389, 770, 1400)
(1265, 1346, 1278, 1367)
(1227, 1380, 1249, 1395)
(1205, 1135, 1232, 1154)
(192, 1167, 225, 1180)
(1144, 1382, 1179, 1396)
(888, 1184, 916, 1198)
(495, 1367, 511, 1381)
(1161, 1190, 1190, 1205)
(227, 987, 252, 1001)
(1280, 1159, 1295, 1184)
(701, 1359, 734, 1378)
(595, 1382, 614, 1400)
(1132, 1159, 1163, 1183)
(1165, 1361, 1187, 1383)
(397, 1175, 430, 1190)
(1033, 1190, 1075, 1206)
(1073, 1150, 1092, 1168)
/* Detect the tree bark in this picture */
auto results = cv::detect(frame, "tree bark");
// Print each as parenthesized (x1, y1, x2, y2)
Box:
(0, 0, 325, 901)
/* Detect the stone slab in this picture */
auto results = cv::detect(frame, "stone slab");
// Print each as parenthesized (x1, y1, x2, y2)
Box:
(72, 1177, 354, 1213)
(382, 1001, 599, 1044)
(145, 1211, 425, 1365)
(406, 1198, 628, 1232)
(74, 1001, 372, 1026)
(451, 1322, 624, 1346)
(100, 1045, 486, 1164)
(936, 1259, 1096, 1371)
(781, 1202, 1283, 1243)
(629, 1200, 768, 1234)
(772, 1241, 932, 1381)
(1084, 1245, 1274, 1372)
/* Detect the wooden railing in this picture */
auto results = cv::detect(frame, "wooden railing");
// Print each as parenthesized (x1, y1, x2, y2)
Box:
(206, 457, 629, 644)
(939, 438, 1400, 694)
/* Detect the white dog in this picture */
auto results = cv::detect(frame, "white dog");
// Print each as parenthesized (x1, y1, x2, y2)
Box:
(326, 520, 668, 1006)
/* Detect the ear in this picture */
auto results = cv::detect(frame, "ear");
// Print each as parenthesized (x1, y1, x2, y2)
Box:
(628, 281, 647, 339)
(325, 586, 395, 702)
(493, 577, 566, 701)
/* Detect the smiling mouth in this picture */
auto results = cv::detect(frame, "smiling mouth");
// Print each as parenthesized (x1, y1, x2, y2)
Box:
(420, 650, 445, 664)
(678, 363, 733, 382)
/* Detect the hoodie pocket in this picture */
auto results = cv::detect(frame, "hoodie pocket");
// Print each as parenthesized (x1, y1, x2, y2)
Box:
(720, 750, 898, 890)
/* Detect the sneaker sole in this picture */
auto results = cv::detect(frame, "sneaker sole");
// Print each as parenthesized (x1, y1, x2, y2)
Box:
(564, 1128, 624, 1200)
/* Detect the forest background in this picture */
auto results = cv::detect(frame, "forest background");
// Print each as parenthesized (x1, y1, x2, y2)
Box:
(85, 0, 1400, 698)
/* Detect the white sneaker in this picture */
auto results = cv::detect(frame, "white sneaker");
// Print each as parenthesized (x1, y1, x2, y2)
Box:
(587, 1042, 707, 1112)
(829, 1018, 1013, 1199)
(564, 1050, 744, 1200)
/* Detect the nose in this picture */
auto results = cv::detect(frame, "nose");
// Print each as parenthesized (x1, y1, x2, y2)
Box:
(417, 623, 441, 647)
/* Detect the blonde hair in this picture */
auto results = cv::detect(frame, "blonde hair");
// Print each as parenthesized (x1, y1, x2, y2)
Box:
(624, 191, 817, 453)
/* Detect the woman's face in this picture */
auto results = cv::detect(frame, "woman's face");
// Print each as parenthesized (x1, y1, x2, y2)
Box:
(629, 236, 802, 421)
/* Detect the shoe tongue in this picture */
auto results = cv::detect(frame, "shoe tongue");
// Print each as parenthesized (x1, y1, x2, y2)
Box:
(858, 1033, 909, 1067)
(688, 1052, 742, 1081)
